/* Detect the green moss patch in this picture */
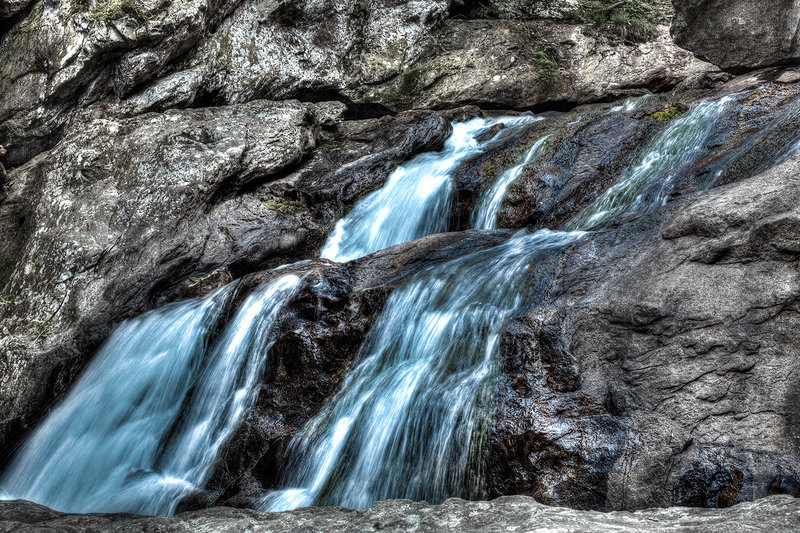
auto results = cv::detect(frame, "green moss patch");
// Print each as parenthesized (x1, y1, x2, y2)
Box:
(651, 104, 687, 122)
(91, 0, 146, 22)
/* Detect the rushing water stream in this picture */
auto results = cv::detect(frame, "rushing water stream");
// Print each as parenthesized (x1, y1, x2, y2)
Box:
(0, 275, 301, 514)
(260, 94, 744, 511)
(3, 92, 792, 515)
(320, 115, 540, 262)
(472, 135, 550, 230)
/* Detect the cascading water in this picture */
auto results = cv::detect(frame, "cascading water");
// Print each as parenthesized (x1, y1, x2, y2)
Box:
(569, 96, 735, 229)
(608, 93, 654, 113)
(0, 274, 302, 514)
(704, 93, 800, 187)
(319, 115, 540, 262)
(262, 94, 742, 512)
(471, 135, 550, 230)
(0, 91, 753, 517)
(262, 229, 585, 511)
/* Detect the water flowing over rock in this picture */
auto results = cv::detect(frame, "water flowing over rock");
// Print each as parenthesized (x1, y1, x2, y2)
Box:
(1, 275, 301, 514)
(472, 135, 550, 230)
(1, 0, 800, 518)
(0, 101, 451, 455)
(672, 0, 800, 71)
(321, 115, 538, 261)
(264, 230, 584, 511)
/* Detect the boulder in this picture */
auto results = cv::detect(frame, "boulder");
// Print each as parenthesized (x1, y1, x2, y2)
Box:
(0, 0, 714, 168)
(672, 0, 800, 71)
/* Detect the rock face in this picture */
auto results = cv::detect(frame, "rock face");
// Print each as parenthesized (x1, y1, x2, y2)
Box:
(0, 101, 451, 456)
(672, 0, 800, 71)
(456, 74, 800, 232)
(0, 0, 714, 168)
(486, 157, 800, 510)
(355, 23, 711, 111)
(1, 495, 799, 533)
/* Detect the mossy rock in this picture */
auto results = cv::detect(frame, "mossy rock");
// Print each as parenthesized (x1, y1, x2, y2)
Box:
(91, 0, 146, 22)
(651, 104, 688, 122)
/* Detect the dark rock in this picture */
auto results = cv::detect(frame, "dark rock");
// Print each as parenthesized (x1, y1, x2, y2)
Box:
(672, 0, 800, 72)
(486, 157, 800, 509)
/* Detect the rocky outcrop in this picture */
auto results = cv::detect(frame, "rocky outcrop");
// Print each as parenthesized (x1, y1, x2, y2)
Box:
(672, 0, 800, 71)
(354, 23, 712, 110)
(1, 495, 799, 532)
(487, 156, 800, 509)
(0, 0, 714, 168)
(0, 101, 451, 457)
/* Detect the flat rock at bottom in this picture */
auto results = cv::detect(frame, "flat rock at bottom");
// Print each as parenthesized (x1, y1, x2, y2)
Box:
(0, 495, 798, 533)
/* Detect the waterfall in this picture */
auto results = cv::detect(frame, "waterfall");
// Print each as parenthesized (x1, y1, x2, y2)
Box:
(471, 135, 551, 230)
(569, 96, 735, 229)
(0, 274, 302, 514)
(262, 230, 585, 511)
(262, 95, 742, 512)
(0, 91, 751, 516)
(320, 115, 540, 262)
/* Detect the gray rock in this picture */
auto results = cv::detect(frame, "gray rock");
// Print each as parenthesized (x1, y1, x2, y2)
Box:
(0, 0, 714, 168)
(487, 157, 800, 509)
(0, 494, 799, 532)
(672, 0, 800, 71)
(348, 22, 714, 110)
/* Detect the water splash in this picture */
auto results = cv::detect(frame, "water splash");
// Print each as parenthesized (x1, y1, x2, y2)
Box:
(262, 230, 585, 511)
(0, 274, 302, 514)
(569, 96, 735, 229)
(471, 135, 551, 230)
(320, 115, 540, 262)
(608, 94, 654, 114)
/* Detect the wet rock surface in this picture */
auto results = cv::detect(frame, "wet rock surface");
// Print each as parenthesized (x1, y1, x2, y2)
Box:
(1, 494, 799, 532)
(487, 157, 800, 509)
(458, 74, 800, 232)
(672, 0, 800, 71)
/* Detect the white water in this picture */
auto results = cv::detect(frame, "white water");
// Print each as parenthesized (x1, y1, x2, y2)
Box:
(320, 115, 540, 262)
(570, 96, 734, 229)
(263, 229, 585, 511)
(471, 135, 550, 229)
(608, 93, 654, 113)
(0, 274, 301, 514)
